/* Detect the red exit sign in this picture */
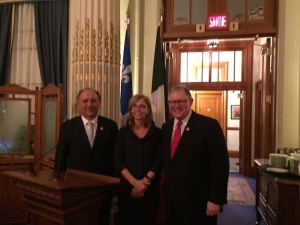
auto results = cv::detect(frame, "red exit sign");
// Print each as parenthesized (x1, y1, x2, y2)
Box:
(206, 13, 229, 30)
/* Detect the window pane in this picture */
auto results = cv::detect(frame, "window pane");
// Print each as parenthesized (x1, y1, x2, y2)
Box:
(191, 0, 207, 24)
(211, 52, 219, 82)
(202, 52, 209, 82)
(187, 52, 202, 82)
(219, 51, 234, 82)
(174, 0, 189, 24)
(180, 52, 188, 82)
(180, 50, 242, 83)
(228, 0, 244, 21)
(235, 51, 242, 81)
(248, 0, 264, 20)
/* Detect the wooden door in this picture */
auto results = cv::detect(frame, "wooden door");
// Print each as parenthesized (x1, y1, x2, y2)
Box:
(239, 90, 245, 172)
(191, 90, 226, 134)
(255, 80, 262, 159)
(260, 38, 273, 159)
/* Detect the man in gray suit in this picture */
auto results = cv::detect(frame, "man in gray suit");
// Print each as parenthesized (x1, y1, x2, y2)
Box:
(54, 87, 118, 225)
(162, 84, 229, 225)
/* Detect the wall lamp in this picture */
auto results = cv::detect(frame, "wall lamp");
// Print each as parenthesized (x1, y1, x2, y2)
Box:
(177, 38, 183, 48)
(207, 39, 219, 48)
(253, 43, 271, 55)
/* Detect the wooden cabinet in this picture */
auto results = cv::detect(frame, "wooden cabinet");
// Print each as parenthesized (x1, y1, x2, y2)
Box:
(255, 159, 300, 225)
(163, 0, 278, 39)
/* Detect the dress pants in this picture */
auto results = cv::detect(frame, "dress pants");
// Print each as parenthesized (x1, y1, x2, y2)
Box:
(99, 193, 112, 225)
(166, 201, 217, 225)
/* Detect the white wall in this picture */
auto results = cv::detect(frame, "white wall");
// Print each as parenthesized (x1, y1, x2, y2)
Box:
(276, 0, 300, 148)
(121, 0, 161, 97)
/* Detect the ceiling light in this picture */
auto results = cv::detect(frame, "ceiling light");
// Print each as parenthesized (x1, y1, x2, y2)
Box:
(207, 39, 219, 48)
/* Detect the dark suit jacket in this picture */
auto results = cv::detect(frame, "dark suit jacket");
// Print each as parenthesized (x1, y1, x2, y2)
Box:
(162, 111, 229, 224)
(54, 115, 118, 176)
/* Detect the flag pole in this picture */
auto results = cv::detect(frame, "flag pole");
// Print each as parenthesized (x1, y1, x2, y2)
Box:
(120, 4, 133, 118)
(160, 2, 169, 122)
(160, 2, 164, 46)
(150, 1, 169, 127)
(156, 3, 168, 223)
(126, 5, 130, 36)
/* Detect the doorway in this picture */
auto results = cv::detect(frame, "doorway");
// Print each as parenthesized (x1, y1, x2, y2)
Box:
(191, 90, 226, 132)
(191, 90, 241, 170)
(166, 38, 254, 176)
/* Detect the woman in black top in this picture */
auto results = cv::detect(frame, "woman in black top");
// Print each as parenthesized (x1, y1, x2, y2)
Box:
(114, 94, 162, 225)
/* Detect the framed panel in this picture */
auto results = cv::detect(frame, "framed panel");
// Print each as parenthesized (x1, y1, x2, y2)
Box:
(38, 84, 64, 170)
(43, 100, 56, 156)
(0, 98, 31, 154)
(231, 105, 240, 119)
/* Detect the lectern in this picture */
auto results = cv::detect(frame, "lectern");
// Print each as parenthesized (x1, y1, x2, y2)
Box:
(3, 169, 120, 225)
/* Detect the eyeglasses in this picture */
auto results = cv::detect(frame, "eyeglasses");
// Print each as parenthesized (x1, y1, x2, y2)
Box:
(132, 104, 148, 110)
(167, 99, 189, 106)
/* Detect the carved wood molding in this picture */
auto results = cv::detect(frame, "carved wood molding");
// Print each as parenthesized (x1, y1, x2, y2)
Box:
(14, 180, 61, 201)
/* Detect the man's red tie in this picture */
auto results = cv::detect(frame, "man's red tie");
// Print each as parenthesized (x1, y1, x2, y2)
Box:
(170, 120, 182, 158)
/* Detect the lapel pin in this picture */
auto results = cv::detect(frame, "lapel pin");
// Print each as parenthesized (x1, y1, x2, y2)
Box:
(100, 126, 104, 131)
(186, 127, 190, 131)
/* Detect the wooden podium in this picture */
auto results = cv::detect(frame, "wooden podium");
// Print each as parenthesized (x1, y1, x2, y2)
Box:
(3, 169, 120, 225)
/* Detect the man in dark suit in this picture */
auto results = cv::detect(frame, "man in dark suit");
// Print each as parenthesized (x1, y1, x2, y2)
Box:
(54, 87, 118, 225)
(162, 84, 229, 225)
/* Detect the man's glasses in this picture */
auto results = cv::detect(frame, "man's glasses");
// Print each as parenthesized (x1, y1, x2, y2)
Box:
(132, 104, 148, 110)
(167, 99, 189, 106)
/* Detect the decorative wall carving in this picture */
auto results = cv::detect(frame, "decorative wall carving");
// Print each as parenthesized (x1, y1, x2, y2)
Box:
(69, 0, 120, 122)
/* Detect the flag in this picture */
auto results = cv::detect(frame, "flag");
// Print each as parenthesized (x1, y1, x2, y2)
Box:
(152, 29, 168, 224)
(151, 26, 168, 127)
(120, 29, 132, 115)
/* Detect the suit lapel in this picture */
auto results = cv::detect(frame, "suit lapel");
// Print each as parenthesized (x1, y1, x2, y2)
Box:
(93, 116, 103, 148)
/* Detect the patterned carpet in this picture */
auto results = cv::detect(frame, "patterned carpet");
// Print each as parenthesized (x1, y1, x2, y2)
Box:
(227, 177, 255, 205)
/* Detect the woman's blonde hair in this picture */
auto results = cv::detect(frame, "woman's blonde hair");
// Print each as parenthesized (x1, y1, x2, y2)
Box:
(125, 94, 153, 128)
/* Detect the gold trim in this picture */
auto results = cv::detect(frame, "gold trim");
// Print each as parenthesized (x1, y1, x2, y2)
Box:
(126, 5, 130, 24)
(0, 0, 33, 3)
(160, 2, 164, 22)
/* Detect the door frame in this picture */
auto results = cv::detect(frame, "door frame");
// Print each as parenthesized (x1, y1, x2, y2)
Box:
(165, 39, 254, 176)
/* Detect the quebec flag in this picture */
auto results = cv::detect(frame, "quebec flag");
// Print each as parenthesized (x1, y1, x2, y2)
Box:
(120, 29, 133, 115)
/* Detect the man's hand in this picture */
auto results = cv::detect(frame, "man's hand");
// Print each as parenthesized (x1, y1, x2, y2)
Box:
(206, 201, 221, 216)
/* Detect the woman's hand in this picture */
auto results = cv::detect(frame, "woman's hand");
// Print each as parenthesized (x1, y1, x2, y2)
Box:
(130, 179, 148, 198)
